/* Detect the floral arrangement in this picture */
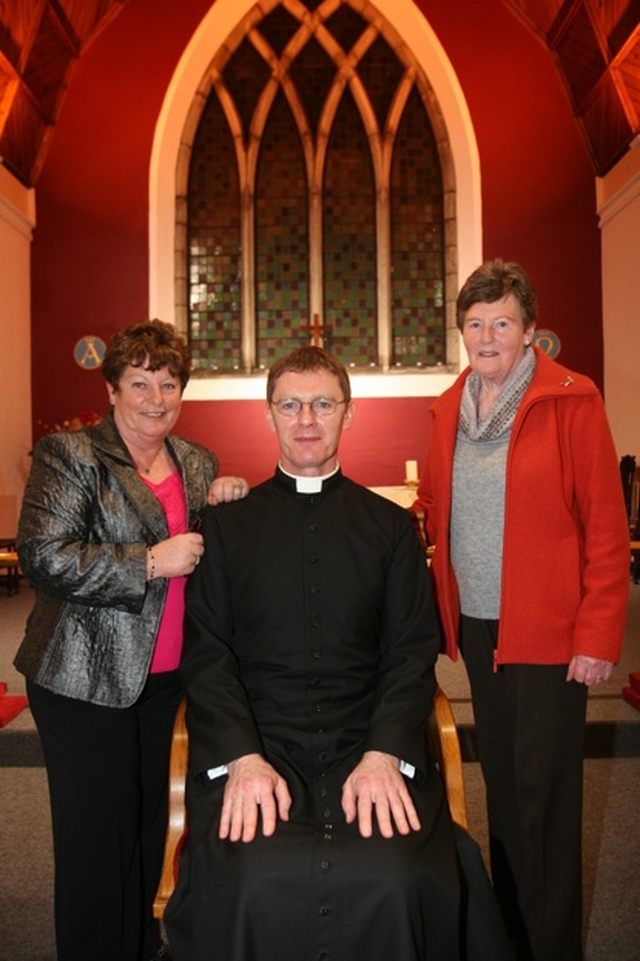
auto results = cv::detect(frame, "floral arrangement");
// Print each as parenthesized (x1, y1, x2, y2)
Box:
(38, 410, 103, 434)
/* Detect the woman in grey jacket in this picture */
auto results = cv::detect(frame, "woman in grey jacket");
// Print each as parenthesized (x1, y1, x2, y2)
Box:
(15, 320, 247, 961)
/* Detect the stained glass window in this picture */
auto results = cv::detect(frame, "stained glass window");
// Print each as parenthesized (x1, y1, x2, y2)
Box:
(186, 0, 452, 373)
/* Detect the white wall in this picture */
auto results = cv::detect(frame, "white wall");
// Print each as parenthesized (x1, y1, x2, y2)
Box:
(598, 138, 640, 461)
(0, 164, 35, 536)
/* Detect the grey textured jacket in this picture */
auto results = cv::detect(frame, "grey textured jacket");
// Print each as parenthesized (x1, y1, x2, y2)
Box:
(14, 413, 218, 707)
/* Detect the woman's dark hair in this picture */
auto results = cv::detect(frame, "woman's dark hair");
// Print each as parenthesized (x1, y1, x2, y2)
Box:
(101, 319, 191, 391)
(456, 259, 538, 331)
(267, 346, 351, 404)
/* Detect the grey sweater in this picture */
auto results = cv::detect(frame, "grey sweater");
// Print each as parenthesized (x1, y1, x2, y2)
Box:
(450, 429, 510, 619)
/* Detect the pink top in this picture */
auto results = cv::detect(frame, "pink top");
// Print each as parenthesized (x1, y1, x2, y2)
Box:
(141, 470, 188, 673)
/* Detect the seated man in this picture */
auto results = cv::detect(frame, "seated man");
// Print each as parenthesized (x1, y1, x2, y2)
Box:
(165, 346, 509, 961)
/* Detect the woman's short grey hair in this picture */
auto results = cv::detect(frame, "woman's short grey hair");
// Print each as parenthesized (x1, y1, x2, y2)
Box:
(456, 259, 538, 331)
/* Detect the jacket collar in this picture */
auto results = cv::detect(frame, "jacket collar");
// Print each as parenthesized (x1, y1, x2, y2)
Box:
(88, 412, 171, 540)
(437, 345, 595, 416)
(520, 346, 594, 400)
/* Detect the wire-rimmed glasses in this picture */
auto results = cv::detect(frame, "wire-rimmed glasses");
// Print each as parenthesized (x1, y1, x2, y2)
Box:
(270, 397, 347, 417)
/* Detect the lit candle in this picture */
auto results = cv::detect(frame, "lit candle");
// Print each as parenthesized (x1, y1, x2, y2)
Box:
(405, 459, 418, 483)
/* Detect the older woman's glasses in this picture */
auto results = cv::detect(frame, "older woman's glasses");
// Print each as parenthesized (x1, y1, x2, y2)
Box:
(271, 397, 346, 417)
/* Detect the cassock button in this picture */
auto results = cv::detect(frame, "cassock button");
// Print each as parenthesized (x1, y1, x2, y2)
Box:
(317, 954, 330, 960)
(310, 553, 318, 563)
(310, 584, 320, 594)
(321, 859, 331, 870)
(309, 523, 317, 532)
(322, 808, 331, 818)
(313, 650, 322, 659)
(311, 618, 321, 629)
(315, 703, 322, 713)
(319, 787, 328, 798)
(319, 905, 330, 916)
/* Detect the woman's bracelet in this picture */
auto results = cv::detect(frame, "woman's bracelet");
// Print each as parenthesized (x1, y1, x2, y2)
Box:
(147, 545, 156, 582)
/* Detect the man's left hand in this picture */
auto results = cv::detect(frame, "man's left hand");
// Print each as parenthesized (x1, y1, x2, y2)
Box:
(207, 476, 250, 505)
(341, 750, 421, 839)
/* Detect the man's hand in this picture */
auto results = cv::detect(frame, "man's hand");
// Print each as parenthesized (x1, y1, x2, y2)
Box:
(567, 654, 614, 687)
(219, 753, 292, 843)
(341, 750, 421, 839)
(208, 476, 249, 505)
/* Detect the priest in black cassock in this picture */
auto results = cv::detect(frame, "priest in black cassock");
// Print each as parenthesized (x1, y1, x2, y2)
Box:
(165, 346, 510, 961)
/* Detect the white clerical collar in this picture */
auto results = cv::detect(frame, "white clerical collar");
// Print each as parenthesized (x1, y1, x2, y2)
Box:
(278, 463, 340, 493)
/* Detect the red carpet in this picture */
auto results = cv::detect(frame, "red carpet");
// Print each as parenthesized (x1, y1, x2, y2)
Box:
(622, 672, 640, 711)
(0, 681, 28, 727)
(622, 686, 640, 710)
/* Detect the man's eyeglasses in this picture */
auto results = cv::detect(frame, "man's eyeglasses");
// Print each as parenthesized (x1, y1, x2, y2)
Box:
(271, 397, 347, 417)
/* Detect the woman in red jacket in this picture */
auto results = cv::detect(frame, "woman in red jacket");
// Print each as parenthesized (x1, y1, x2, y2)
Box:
(415, 259, 629, 961)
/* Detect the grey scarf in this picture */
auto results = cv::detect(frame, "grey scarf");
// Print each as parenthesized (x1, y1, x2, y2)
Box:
(459, 347, 536, 441)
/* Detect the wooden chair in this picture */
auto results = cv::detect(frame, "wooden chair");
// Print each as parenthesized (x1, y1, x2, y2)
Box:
(153, 687, 469, 920)
(0, 547, 20, 595)
(154, 698, 189, 921)
(427, 686, 468, 830)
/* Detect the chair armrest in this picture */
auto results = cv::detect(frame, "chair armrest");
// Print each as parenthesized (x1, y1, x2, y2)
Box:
(426, 687, 469, 831)
(153, 698, 188, 920)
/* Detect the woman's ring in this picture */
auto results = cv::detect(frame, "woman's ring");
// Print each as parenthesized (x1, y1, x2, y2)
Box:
(194, 555, 200, 566)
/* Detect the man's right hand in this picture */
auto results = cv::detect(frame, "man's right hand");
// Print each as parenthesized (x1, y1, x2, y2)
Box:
(219, 753, 292, 843)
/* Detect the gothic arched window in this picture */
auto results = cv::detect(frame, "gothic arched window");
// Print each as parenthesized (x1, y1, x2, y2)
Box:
(183, 0, 456, 374)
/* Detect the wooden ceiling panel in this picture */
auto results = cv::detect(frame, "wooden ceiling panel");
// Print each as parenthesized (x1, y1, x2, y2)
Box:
(22, 6, 77, 120)
(498, 0, 561, 38)
(0, 0, 44, 70)
(0, 81, 48, 183)
(0, 55, 19, 128)
(61, 0, 125, 42)
(603, 0, 640, 56)
(618, 37, 640, 127)
(503, 0, 640, 174)
(0, 0, 126, 185)
(579, 69, 635, 172)
(554, 3, 607, 108)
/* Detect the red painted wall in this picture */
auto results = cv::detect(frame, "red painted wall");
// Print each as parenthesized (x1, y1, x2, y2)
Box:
(30, 0, 601, 485)
(177, 397, 435, 487)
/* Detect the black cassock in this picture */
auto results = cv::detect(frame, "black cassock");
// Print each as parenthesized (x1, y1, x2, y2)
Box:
(165, 469, 509, 961)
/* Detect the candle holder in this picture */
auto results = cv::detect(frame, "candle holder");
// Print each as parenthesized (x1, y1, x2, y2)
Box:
(404, 460, 419, 487)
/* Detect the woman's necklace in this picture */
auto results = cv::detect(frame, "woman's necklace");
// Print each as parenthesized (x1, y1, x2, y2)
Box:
(135, 446, 164, 476)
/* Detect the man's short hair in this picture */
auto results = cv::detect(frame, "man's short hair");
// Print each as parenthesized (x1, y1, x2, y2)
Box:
(267, 346, 352, 404)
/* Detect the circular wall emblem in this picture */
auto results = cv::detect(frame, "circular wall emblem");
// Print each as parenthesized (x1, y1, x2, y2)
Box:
(74, 336, 106, 369)
(532, 329, 561, 358)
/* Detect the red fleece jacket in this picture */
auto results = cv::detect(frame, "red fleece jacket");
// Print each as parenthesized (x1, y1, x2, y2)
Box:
(416, 348, 630, 666)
